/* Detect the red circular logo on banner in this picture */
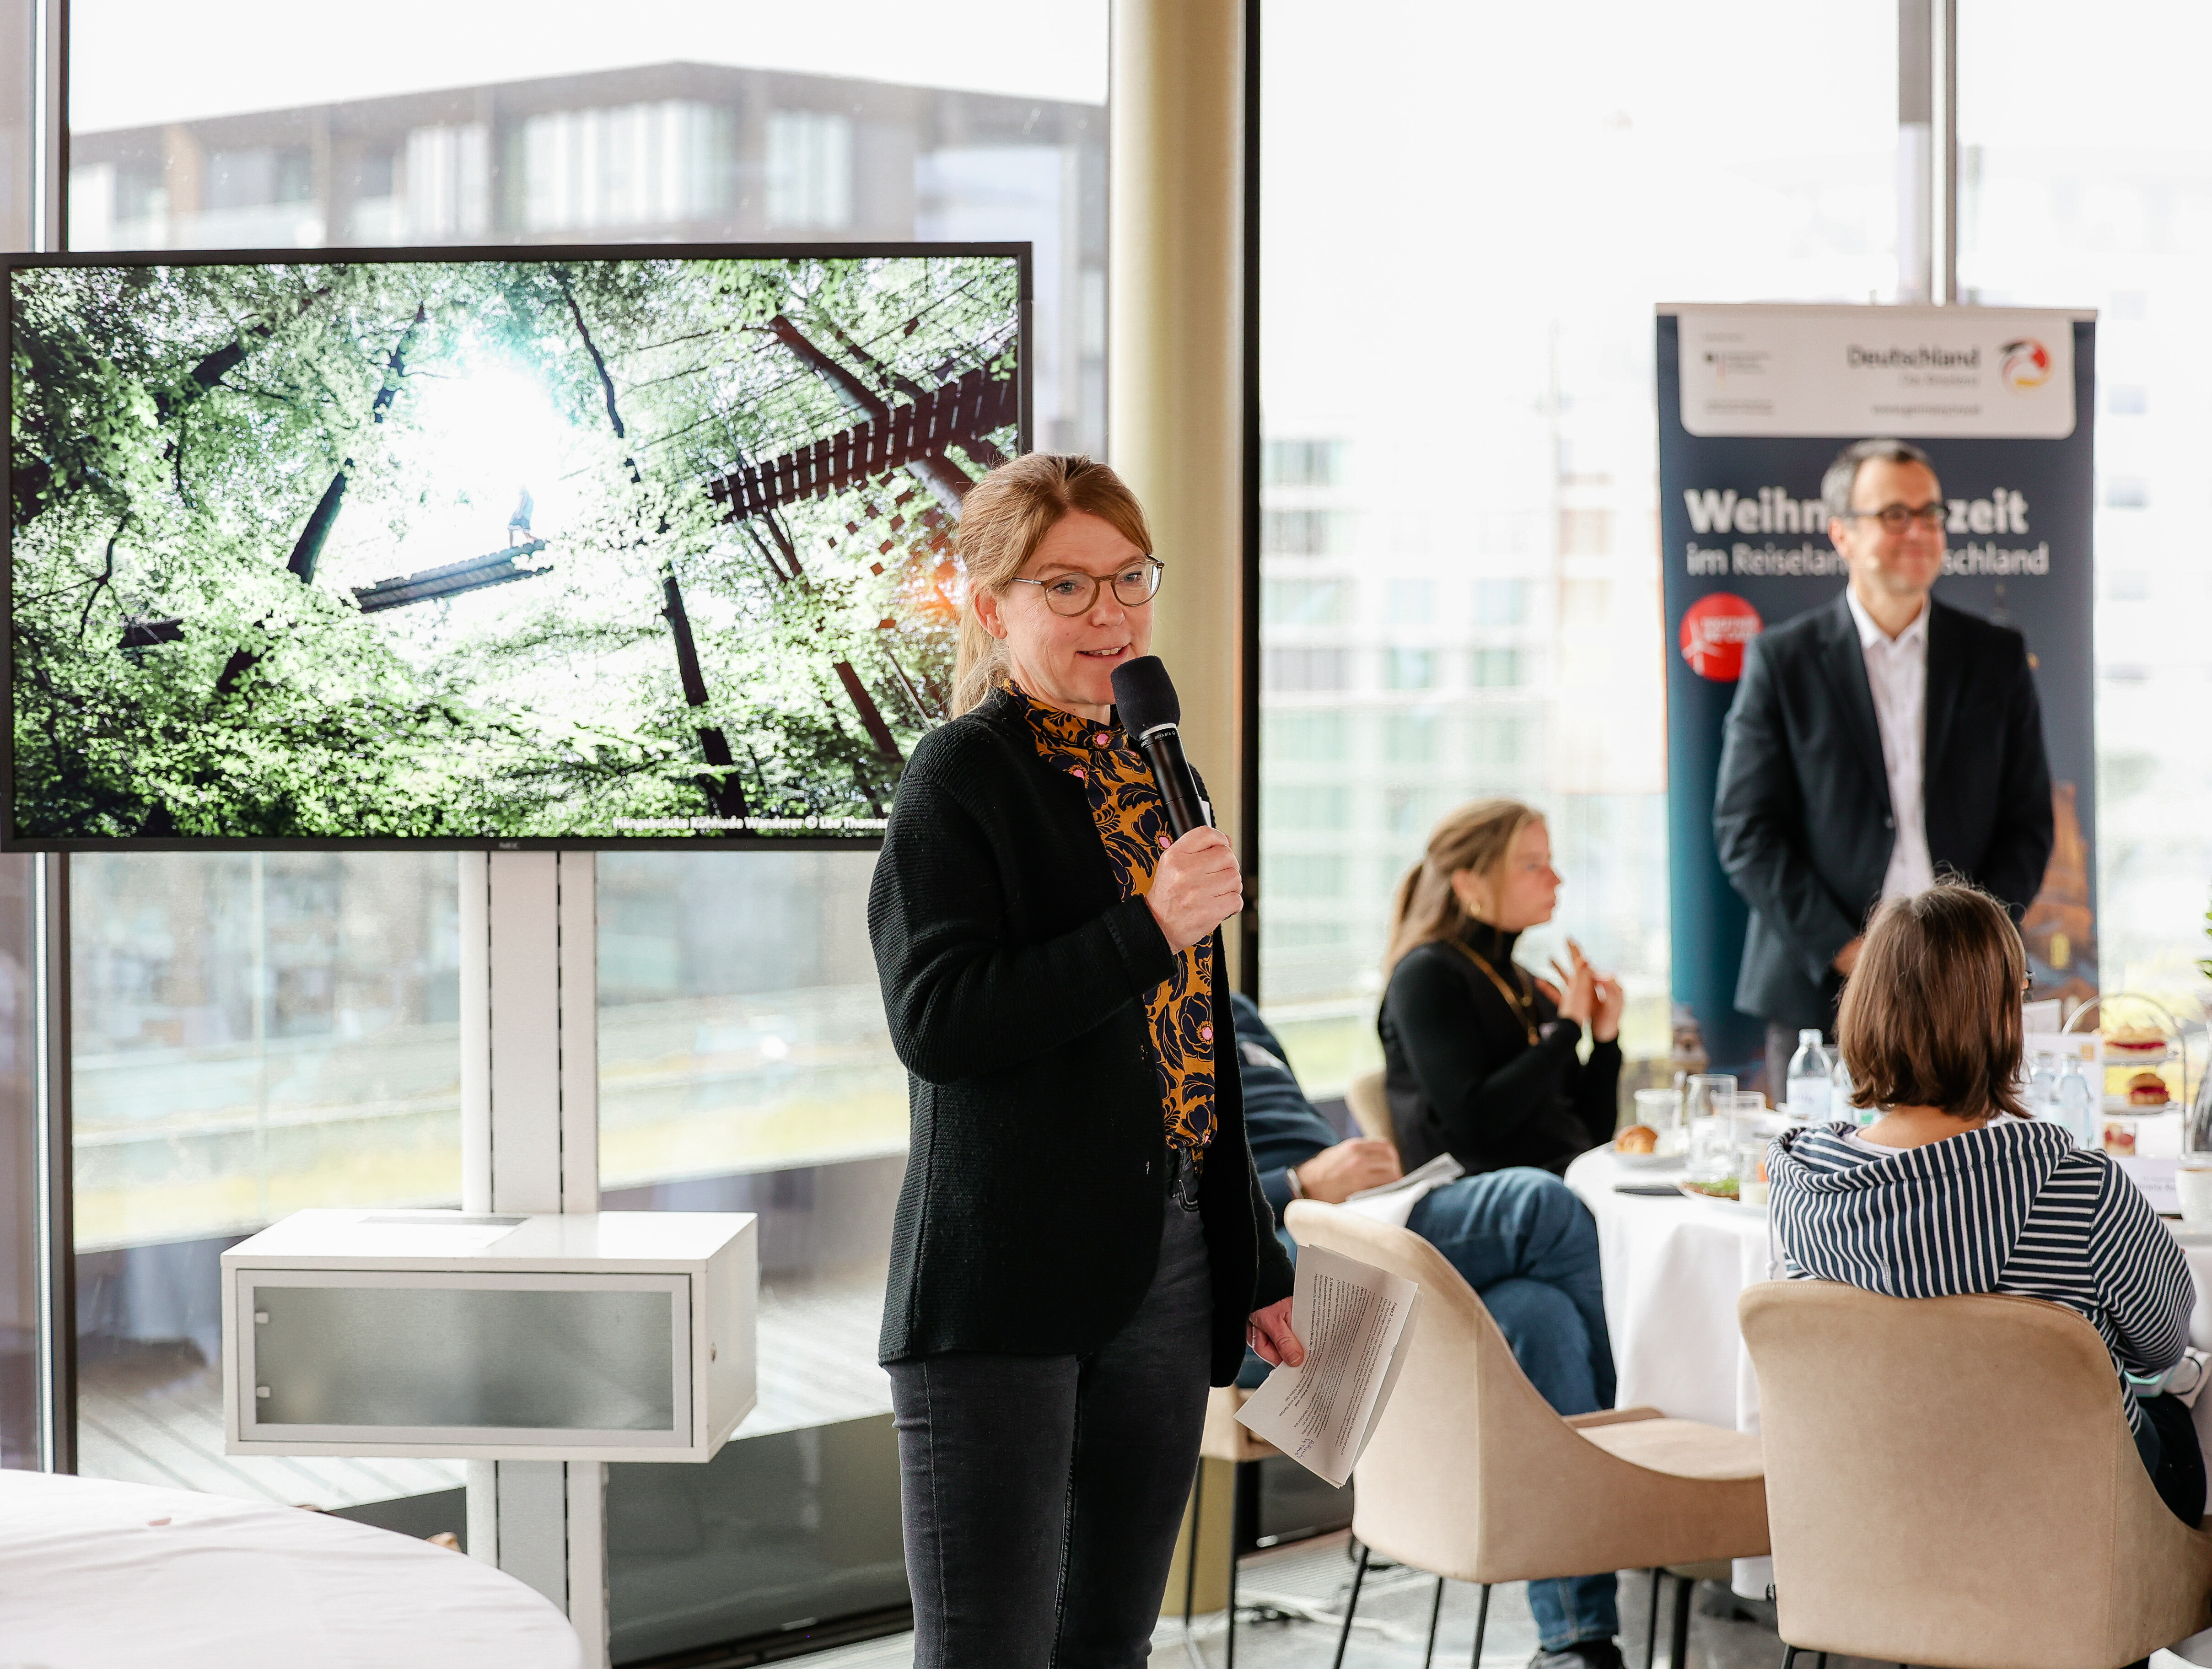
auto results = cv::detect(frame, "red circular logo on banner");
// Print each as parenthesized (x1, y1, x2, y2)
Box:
(1680, 593, 1763, 682)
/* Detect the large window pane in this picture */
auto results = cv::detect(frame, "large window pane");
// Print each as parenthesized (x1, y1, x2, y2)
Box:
(0, 0, 26, 253)
(71, 854, 462, 1504)
(0, 0, 35, 1470)
(1258, 0, 1896, 1094)
(0, 858, 35, 1469)
(61, 13, 1104, 1650)
(1959, 1, 2212, 1028)
(596, 851, 905, 1659)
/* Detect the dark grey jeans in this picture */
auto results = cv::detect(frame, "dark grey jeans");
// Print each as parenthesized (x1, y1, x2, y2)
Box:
(886, 1155, 1214, 1668)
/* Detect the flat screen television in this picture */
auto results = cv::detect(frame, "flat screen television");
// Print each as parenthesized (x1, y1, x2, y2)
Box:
(4, 242, 1028, 848)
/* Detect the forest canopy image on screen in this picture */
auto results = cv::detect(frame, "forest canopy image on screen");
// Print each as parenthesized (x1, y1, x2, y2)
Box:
(6, 248, 1023, 844)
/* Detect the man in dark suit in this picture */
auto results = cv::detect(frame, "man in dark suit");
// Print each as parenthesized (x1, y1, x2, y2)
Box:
(1714, 436, 2054, 1093)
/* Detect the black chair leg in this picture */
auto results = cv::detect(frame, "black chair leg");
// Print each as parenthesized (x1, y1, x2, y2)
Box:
(1667, 1574, 1692, 1669)
(1644, 1568, 1664, 1669)
(1780, 1648, 1798, 1669)
(1469, 1582, 1492, 1668)
(1421, 1575, 1445, 1669)
(1331, 1542, 1370, 1669)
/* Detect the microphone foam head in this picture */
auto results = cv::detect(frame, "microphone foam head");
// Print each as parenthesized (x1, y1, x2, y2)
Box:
(1110, 655, 1180, 737)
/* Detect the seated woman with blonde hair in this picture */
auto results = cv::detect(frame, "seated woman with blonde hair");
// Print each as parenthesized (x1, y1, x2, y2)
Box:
(1380, 797, 1623, 1179)
(1769, 880, 2199, 1522)
(1377, 797, 1627, 1669)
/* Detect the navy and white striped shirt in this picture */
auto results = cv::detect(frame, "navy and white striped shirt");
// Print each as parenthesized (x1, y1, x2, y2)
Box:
(1768, 1116, 2193, 1434)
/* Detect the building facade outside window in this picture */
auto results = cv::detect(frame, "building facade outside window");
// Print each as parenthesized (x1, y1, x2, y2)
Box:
(1257, 0, 1899, 1093)
(1959, 0, 2212, 1017)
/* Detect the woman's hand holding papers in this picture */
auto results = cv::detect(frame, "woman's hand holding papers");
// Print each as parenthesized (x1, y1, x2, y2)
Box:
(1246, 1297, 1305, 1368)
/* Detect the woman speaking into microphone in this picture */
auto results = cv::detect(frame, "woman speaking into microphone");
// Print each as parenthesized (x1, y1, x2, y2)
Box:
(868, 453, 1300, 1666)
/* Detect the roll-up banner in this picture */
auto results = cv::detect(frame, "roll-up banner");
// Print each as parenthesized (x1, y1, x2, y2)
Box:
(1657, 304, 2096, 1082)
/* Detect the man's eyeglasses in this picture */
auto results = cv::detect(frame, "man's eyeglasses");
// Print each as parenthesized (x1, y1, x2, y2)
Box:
(1008, 558, 1166, 617)
(1840, 501, 1946, 532)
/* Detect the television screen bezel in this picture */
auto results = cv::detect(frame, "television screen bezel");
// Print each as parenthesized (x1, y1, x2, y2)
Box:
(2, 238, 1033, 853)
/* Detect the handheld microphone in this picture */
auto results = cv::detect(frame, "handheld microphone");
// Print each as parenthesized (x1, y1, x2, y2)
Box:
(1110, 655, 1208, 839)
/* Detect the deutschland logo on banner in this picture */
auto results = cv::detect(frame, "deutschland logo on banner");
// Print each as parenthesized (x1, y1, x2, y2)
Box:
(1678, 592, 1763, 683)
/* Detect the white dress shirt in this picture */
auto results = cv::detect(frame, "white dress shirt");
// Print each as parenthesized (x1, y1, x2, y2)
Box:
(1846, 587, 1935, 902)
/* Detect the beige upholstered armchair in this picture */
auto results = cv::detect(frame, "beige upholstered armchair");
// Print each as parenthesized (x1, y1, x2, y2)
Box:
(1287, 1201, 1768, 1668)
(1739, 1279, 2212, 1669)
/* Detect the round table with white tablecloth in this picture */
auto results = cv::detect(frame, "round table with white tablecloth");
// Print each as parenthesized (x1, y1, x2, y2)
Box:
(0, 1469, 586, 1669)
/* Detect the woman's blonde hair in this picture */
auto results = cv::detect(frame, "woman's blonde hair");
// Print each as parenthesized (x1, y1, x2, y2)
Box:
(949, 454, 1152, 714)
(1383, 797, 1544, 973)
(1835, 881, 2029, 1121)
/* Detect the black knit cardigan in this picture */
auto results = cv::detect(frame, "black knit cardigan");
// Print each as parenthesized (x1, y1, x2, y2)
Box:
(867, 686, 1294, 1385)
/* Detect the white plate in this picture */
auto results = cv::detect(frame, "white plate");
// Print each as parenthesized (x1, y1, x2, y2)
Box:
(1610, 1147, 1685, 1170)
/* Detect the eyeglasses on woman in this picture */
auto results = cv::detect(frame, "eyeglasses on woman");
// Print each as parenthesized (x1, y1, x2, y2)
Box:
(1007, 557, 1165, 616)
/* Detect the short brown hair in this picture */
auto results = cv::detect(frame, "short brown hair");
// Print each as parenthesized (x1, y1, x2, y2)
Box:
(1835, 883, 2028, 1121)
(949, 454, 1152, 714)
(1821, 436, 1937, 521)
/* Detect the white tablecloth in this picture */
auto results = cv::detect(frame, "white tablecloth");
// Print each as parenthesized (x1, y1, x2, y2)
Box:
(1565, 1147, 1778, 1598)
(0, 1470, 585, 1669)
(1565, 1147, 1778, 1435)
(1567, 1146, 2212, 1626)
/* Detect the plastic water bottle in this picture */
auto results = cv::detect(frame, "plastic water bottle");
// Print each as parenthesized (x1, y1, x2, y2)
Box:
(2026, 1050, 2058, 1120)
(1787, 1029, 1833, 1121)
(2055, 1055, 2095, 1148)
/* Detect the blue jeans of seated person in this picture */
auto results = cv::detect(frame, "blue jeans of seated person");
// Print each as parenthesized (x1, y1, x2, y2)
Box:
(1243, 1166, 1618, 1651)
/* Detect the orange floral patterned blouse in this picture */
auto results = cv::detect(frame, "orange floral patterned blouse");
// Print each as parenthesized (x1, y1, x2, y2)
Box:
(1017, 688, 1217, 1155)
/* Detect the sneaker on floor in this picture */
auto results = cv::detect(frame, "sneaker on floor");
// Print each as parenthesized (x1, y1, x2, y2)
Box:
(1528, 1642, 1625, 1669)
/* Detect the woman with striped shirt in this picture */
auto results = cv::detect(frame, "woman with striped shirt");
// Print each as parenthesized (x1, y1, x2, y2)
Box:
(1767, 881, 2200, 1523)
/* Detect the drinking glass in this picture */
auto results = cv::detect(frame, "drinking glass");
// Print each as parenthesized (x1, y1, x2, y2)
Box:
(1687, 1114, 1738, 1190)
(1633, 1087, 1685, 1157)
(1735, 1137, 1773, 1206)
(1722, 1090, 1772, 1133)
(1684, 1073, 1737, 1128)
(2177, 1154, 2212, 1224)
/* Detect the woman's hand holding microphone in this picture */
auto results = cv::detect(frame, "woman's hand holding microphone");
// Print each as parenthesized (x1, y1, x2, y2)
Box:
(1144, 828, 1305, 1369)
(1144, 826, 1243, 953)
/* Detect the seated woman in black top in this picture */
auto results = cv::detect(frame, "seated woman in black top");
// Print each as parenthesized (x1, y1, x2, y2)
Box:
(1375, 797, 1629, 1669)
(1380, 797, 1622, 1177)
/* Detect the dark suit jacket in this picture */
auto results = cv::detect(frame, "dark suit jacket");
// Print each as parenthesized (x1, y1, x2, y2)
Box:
(1713, 592, 2054, 1031)
(867, 687, 1293, 1387)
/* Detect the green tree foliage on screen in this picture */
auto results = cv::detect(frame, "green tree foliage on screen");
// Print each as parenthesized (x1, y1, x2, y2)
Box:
(9, 254, 1017, 839)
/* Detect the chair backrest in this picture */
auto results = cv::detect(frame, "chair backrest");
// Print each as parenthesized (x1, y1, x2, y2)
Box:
(1738, 1279, 2191, 1669)
(1285, 1199, 1653, 1582)
(1343, 1069, 1394, 1147)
